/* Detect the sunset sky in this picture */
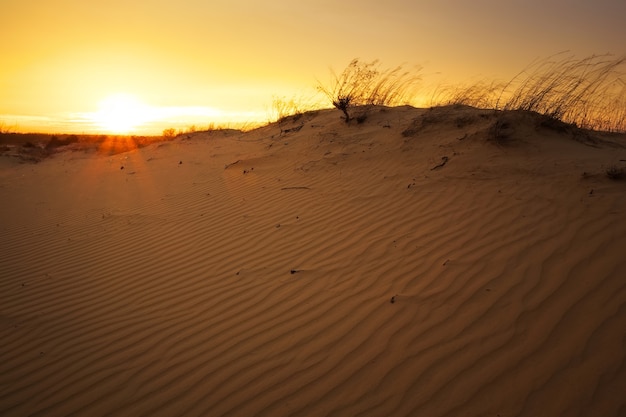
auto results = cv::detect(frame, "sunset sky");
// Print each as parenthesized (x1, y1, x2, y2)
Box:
(2, 0, 625, 134)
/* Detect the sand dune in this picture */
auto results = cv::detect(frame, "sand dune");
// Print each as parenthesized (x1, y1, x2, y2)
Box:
(2, 105, 626, 416)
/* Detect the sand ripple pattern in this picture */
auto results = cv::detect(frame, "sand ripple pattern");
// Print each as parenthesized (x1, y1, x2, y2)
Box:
(2, 108, 626, 416)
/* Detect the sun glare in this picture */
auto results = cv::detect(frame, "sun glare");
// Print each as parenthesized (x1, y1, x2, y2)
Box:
(84, 93, 261, 135)
(93, 93, 151, 133)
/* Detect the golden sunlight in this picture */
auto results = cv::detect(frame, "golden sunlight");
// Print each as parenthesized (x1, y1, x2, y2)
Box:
(92, 93, 152, 133)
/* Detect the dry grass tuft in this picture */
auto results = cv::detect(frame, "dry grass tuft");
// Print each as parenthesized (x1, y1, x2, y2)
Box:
(429, 81, 503, 109)
(268, 95, 311, 123)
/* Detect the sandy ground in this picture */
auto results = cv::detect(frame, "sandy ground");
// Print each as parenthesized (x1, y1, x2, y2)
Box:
(1, 105, 626, 417)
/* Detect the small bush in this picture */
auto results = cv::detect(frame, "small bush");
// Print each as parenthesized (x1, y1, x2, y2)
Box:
(162, 128, 177, 139)
(317, 58, 420, 122)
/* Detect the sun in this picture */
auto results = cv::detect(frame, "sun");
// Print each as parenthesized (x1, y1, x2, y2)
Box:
(93, 93, 151, 133)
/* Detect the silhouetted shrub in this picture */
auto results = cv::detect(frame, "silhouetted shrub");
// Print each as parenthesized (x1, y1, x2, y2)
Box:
(162, 128, 177, 139)
(317, 59, 420, 122)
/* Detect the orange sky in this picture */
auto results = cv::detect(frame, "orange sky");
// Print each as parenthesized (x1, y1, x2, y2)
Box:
(2, 0, 625, 134)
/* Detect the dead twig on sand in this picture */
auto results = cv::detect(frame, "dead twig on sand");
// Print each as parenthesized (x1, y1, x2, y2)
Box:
(430, 156, 449, 170)
(224, 160, 242, 169)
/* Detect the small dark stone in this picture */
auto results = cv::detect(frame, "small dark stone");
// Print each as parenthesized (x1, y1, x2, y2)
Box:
(390, 296, 396, 304)
(120, 166, 124, 170)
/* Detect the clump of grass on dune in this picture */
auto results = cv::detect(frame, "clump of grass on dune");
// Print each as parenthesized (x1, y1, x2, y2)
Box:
(317, 58, 421, 122)
(423, 54, 626, 133)
(496, 53, 626, 132)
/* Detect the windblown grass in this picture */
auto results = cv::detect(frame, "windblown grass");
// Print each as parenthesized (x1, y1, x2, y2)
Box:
(427, 54, 626, 132)
(267, 95, 321, 124)
(497, 54, 626, 131)
(428, 80, 504, 109)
